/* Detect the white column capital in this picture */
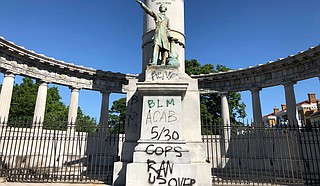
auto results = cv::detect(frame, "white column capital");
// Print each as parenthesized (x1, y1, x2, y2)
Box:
(70, 86, 81, 92)
(250, 87, 262, 93)
(218, 91, 228, 97)
(37, 80, 49, 86)
(36, 79, 50, 85)
(100, 89, 112, 95)
(3, 73, 15, 78)
(282, 80, 297, 88)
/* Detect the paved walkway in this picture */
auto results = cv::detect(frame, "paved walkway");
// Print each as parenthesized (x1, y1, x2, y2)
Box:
(0, 182, 291, 186)
(0, 178, 290, 186)
(0, 179, 110, 186)
(0, 182, 287, 186)
(0, 183, 110, 186)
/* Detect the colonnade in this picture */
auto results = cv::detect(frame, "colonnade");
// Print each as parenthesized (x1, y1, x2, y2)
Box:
(0, 71, 111, 127)
(250, 81, 298, 127)
(0, 70, 303, 128)
(202, 79, 299, 127)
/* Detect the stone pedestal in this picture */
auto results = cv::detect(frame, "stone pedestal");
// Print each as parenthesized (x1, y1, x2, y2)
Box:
(113, 66, 211, 186)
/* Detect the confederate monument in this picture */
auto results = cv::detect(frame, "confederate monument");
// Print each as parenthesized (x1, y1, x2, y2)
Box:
(137, 0, 171, 65)
(113, 1, 211, 185)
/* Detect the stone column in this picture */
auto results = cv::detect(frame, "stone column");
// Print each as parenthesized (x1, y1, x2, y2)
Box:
(251, 88, 263, 127)
(0, 72, 15, 124)
(220, 93, 230, 126)
(65, 87, 80, 157)
(99, 90, 111, 127)
(219, 92, 231, 166)
(283, 81, 298, 126)
(251, 87, 265, 158)
(97, 91, 113, 159)
(68, 87, 80, 124)
(33, 81, 48, 126)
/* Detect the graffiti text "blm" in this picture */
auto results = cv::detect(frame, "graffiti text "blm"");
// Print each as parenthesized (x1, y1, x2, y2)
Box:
(148, 99, 175, 109)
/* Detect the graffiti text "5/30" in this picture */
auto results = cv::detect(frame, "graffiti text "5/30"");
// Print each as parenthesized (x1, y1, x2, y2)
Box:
(151, 126, 180, 141)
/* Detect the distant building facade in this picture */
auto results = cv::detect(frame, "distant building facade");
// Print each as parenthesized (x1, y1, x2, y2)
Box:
(263, 93, 319, 127)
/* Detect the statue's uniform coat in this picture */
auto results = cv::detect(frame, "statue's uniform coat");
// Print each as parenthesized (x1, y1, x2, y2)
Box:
(154, 13, 170, 51)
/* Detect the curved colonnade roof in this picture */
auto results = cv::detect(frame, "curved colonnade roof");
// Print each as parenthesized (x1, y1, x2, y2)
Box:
(193, 45, 320, 93)
(0, 37, 319, 94)
(0, 37, 137, 93)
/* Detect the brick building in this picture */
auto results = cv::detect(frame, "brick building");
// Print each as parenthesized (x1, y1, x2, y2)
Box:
(262, 93, 319, 127)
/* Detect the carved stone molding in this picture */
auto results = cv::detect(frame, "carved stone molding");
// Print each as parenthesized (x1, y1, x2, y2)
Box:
(0, 37, 137, 93)
(1, 37, 319, 94)
(193, 45, 320, 92)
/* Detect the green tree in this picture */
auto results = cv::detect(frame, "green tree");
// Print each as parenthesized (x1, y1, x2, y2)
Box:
(9, 78, 38, 121)
(185, 59, 246, 127)
(75, 108, 97, 132)
(185, 59, 215, 75)
(109, 97, 126, 133)
(44, 86, 68, 121)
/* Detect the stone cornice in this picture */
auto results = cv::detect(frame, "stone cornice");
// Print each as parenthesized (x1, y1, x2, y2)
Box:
(0, 37, 138, 93)
(0, 37, 96, 75)
(192, 45, 320, 92)
(1, 37, 319, 94)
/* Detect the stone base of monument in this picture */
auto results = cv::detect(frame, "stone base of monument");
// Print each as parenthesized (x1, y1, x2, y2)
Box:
(126, 162, 210, 186)
(113, 162, 127, 186)
(113, 162, 210, 186)
(113, 66, 211, 186)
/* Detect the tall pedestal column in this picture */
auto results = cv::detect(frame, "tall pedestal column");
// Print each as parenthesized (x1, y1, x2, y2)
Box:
(123, 0, 210, 185)
(33, 81, 48, 127)
(283, 81, 298, 126)
(0, 72, 15, 124)
(251, 88, 263, 127)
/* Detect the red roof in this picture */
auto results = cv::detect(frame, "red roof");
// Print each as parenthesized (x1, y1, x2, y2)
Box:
(263, 113, 275, 118)
(262, 98, 319, 118)
(296, 100, 310, 106)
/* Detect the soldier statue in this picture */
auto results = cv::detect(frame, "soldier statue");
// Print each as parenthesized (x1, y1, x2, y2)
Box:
(136, 0, 171, 65)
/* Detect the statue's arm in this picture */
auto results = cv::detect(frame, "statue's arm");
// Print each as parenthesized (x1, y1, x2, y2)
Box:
(136, 0, 156, 18)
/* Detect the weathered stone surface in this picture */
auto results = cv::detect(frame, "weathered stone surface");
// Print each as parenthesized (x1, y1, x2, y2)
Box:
(114, 65, 211, 185)
(145, 66, 180, 82)
(126, 163, 197, 186)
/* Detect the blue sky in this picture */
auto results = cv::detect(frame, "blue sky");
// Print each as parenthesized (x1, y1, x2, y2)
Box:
(0, 0, 319, 122)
